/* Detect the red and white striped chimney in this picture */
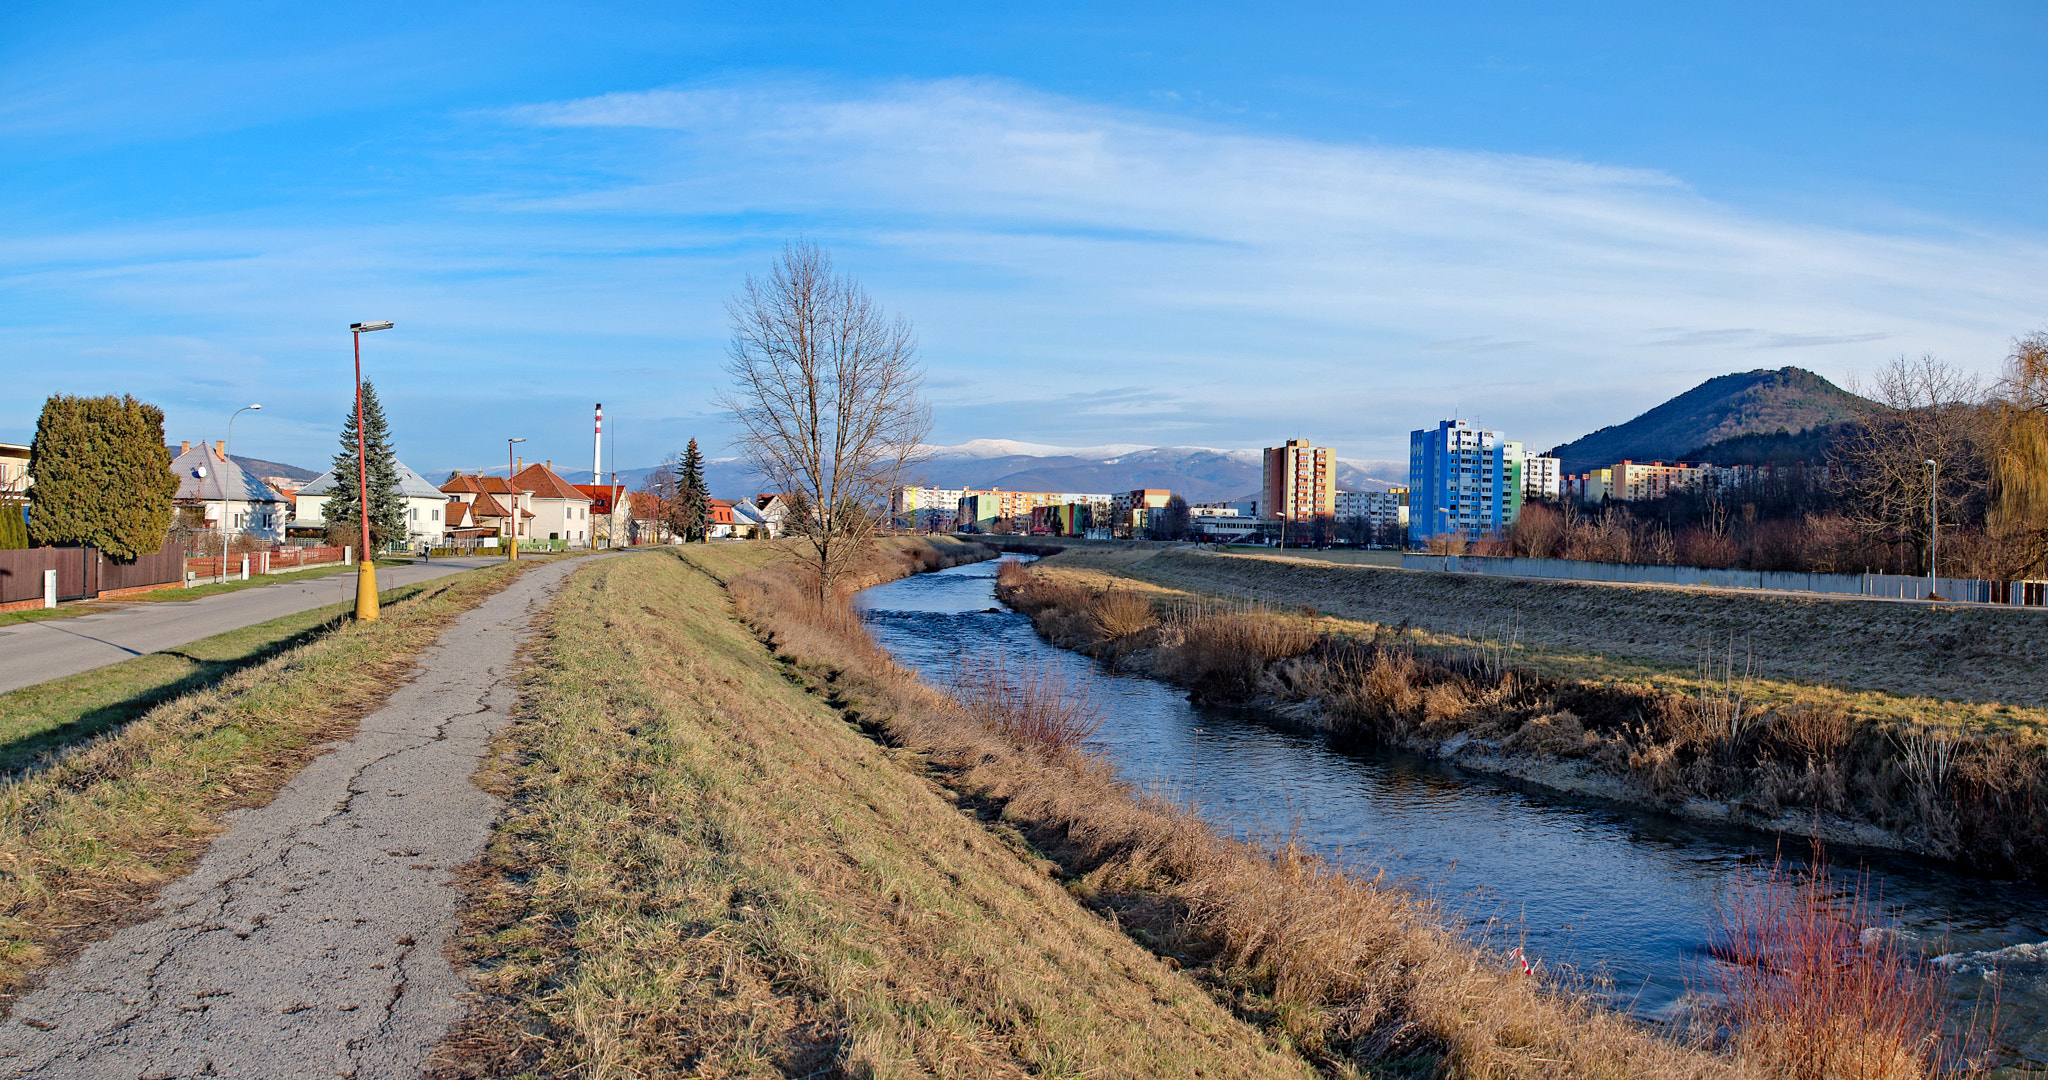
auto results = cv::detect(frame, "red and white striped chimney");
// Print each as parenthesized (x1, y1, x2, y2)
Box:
(593, 403, 603, 489)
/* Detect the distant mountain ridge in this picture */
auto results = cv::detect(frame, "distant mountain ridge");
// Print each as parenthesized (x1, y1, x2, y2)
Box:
(554, 444, 1408, 504)
(165, 447, 319, 483)
(1546, 367, 1867, 475)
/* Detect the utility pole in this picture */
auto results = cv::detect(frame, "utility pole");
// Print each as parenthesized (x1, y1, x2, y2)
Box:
(1925, 458, 1939, 602)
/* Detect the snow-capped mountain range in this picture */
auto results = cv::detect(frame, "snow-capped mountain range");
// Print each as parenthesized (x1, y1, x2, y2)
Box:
(553, 442, 1404, 503)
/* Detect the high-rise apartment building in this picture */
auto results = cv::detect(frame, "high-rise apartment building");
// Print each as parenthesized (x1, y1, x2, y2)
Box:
(1262, 440, 1336, 523)
(1521, 453, 1562, 501)
(1408, 420, 1523, 543)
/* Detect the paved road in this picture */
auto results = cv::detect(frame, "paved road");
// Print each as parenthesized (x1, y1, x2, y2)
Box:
(0, 558, 505, 695)
(0, 553, 596, 1080)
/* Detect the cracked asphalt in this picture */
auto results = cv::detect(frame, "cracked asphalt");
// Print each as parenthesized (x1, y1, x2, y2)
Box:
(0, 554, 600, 1080)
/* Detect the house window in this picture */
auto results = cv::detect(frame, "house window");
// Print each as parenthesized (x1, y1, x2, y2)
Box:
(432, 508, 440, 521)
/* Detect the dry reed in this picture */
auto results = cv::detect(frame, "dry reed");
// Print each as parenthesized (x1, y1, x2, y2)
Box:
(1710, 846, 1989, 1078)
(951, 653, 1104, 752)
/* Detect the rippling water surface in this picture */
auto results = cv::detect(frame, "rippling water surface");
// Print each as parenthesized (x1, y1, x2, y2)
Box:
(855, 556, 2048, 1065)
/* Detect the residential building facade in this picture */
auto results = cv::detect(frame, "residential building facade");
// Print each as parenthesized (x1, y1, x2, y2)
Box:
(1262, 440, 1336, 524)
(513, 463, 597, 546)
(1521, 452, 1562, 501)
(170, 440, 289, 542)
(293, 461, 453, 547)
(1408, 420, 1522, 544)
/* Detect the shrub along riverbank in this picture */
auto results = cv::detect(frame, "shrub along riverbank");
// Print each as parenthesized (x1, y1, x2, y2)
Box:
(441, 536, 1764, 1078)
(995, 552, 2048, 876)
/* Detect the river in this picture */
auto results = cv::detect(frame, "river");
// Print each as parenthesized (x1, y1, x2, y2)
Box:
(855, 556, 2048, 1066)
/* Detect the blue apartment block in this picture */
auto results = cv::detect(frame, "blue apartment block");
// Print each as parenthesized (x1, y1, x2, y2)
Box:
(1408, 419, 1522, 545)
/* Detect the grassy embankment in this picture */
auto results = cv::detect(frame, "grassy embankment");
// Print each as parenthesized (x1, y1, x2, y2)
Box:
(0, 559, 533, 1008)
(999, 545, 2048, 873)
(441, 537, 1730, 1080)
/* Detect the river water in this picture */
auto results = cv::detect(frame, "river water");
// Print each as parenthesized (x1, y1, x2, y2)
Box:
(855, 556, 2048, 1066)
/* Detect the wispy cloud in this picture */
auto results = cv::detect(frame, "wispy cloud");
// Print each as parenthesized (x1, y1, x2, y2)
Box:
(484, 79, 2048, 450)
(5, 77, 2045, 466)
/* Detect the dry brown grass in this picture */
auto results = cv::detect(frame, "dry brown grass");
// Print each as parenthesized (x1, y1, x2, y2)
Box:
(438, 540, 1318, 1080)
(725, 545, 1735, 1078)
(0, 562, 530, 1009)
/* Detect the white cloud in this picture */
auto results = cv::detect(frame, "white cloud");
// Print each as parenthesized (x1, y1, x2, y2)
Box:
(496, 78, 2048, 454)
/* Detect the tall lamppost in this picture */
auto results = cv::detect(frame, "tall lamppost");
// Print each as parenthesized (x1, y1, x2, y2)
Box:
(351, 320, 394, 621)
(1925, 457, 1939, 602)
(218, 403, 262, 583)
(506, 437, 526, 561)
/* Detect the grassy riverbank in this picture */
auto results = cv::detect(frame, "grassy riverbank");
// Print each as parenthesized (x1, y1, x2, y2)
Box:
(1000, 547, 2048, 874)
(442, 537, 1738, 1079)
(0, 559, 533, 1008)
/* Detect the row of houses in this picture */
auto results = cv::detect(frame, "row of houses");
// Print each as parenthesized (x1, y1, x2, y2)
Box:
(166, 441, 631, 550)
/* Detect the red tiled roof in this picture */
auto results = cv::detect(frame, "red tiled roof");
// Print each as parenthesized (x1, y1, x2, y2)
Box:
(628, 491, 665, 518)
(515, 464, 589, 502)
(574, 483, 626, 514)
(468, 493, 533, 519)
(441, 474, 521, 496)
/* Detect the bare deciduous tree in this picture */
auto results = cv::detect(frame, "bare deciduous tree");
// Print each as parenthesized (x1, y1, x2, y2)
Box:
(718, 241, 931, 599)
(1834, 355, 1989, 573)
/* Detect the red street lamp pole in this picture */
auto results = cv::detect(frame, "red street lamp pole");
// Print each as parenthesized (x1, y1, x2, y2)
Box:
(350, 320, 393, 621)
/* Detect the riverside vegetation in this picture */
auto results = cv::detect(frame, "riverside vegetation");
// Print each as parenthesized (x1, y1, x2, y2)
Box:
(442, 537, 1975, 1079)
(994, 549, 2048, 876)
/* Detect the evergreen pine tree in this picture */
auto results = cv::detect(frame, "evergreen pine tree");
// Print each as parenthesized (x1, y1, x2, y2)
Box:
(679, 438, 709, 542)
(322, 382, 407, 551)
(28, 394, 178, 559)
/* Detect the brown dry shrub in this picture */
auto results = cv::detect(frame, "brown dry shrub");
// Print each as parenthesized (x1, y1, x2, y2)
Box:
(1767, 702, 1853, 766)
(1504, 711, 1590, 758)
(1085, 590, 1157, 642)
(1420, 682, 1476, 735)
(1712, 847, 1986, 1079)
(952, 653, 1103, 752)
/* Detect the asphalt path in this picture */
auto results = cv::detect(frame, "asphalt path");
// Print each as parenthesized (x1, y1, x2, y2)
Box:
(0, 558, 505, 696)
(0, 552, 599, 1079)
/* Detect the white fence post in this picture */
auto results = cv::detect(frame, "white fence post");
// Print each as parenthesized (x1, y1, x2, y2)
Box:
(240, 555, 250, 581)
(42, 568, 57, 609)
(344, 546, 352, 565)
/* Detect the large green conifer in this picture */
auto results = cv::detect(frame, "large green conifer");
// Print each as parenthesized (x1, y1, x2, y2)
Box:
(322, 382, 407, 550)
(678, 439, 709, 542)
(28, 394, 178, 559)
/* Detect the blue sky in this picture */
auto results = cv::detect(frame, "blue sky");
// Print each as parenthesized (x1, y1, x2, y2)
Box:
(3, 1, 2044, 477)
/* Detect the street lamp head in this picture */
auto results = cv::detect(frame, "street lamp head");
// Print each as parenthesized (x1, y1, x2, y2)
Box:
(1925, 459, 1938, 467)
(350, 321, 395, 333)
(509, 437, 527, 444)
(247, 404, 262, 411)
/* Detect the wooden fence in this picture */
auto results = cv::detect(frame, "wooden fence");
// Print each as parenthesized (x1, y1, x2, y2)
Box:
(0, 540, 185, 606)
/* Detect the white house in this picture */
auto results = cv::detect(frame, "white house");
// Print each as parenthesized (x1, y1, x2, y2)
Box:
(512, 463, 595, 546)
(171, 440, 289, 542)
(293, 460, 455, 547)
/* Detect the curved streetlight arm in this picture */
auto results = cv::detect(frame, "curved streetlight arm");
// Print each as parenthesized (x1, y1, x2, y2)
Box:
(217, 403, 262, 582)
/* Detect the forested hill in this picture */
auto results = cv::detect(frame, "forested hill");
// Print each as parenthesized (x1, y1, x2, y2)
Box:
(1546, 367, 1866, 474)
